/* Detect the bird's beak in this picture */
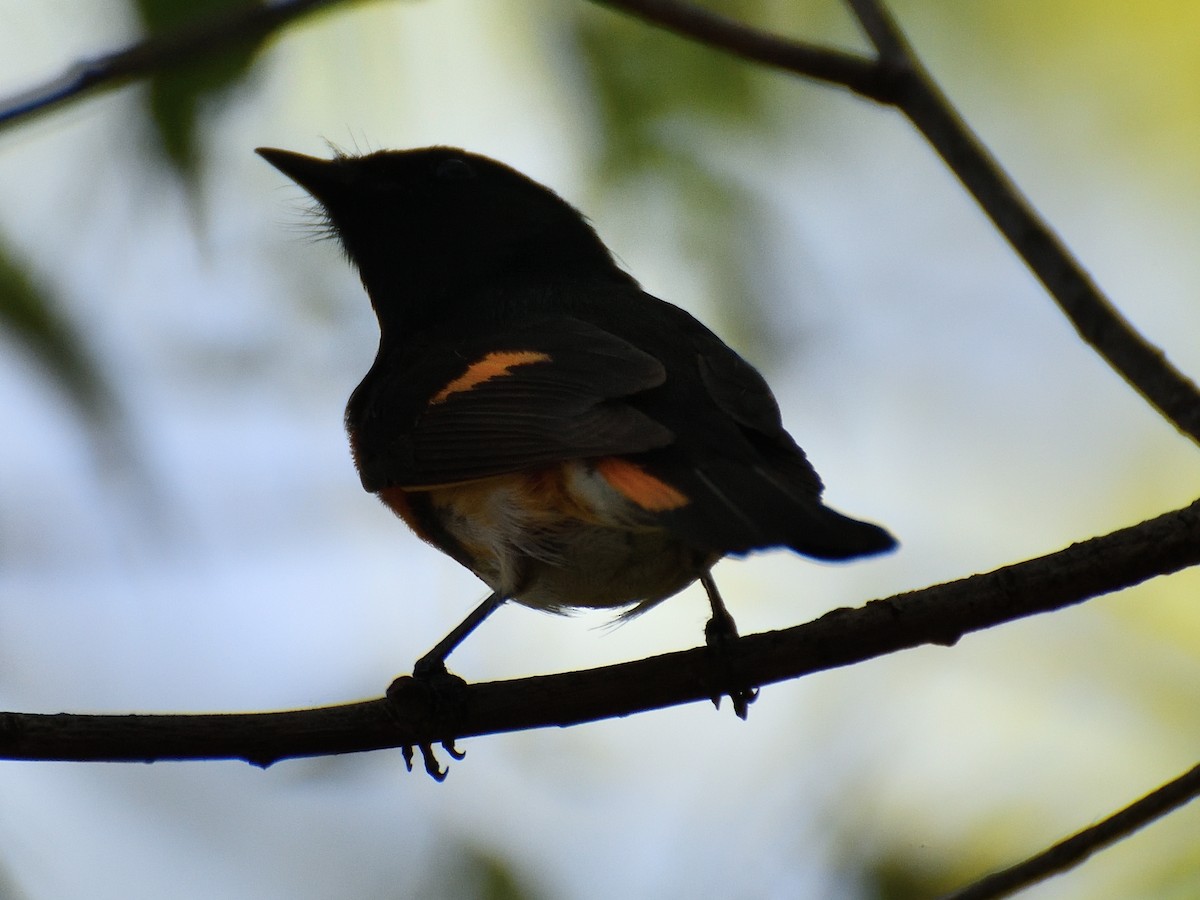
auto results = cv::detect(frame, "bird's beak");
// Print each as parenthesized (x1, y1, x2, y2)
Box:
(255, 148, 349, 203)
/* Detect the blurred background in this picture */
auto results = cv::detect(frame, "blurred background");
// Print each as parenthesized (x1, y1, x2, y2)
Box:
(2, 1, 1200, 897)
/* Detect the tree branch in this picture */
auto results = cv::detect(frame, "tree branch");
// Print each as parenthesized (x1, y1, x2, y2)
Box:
(1, 498, 1197, 768)
(944, 760, 1200, 900)
(595, 0, 1200, 446)
(842, 0, 1200, 447)
(0, 0, 345, 130)
(843, 0, 907, 63)
(586, 0, 888, 100)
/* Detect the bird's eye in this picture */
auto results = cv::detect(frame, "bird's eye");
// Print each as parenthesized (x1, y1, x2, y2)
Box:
(435, 158, 475, 182)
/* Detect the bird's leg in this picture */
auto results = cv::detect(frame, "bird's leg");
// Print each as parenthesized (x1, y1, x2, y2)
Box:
(700, 572, 758, 719)
(413, 591, 507, 678)
(702, 571, 739, 644)
(386, 592, 508, 780)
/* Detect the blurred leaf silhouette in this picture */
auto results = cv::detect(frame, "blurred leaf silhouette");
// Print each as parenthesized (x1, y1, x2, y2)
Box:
(135, 0, 268, 179)
(0, 239, 111, 420)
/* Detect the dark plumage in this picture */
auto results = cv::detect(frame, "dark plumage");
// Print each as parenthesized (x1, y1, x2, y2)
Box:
(258, 145, 895, 677)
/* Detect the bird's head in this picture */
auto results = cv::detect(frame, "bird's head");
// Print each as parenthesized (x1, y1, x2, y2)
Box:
(257, 146, 624, 328)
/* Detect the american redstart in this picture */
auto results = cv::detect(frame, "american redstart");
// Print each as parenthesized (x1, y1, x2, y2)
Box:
(257, 146, 895, 712)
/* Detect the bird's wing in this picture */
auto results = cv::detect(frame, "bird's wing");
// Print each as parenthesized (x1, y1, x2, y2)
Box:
(648, 329, 894, 559)
(349, 316, 673, 489)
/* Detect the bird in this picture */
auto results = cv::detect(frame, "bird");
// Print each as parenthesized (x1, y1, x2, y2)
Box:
(257, 145, 895, 715)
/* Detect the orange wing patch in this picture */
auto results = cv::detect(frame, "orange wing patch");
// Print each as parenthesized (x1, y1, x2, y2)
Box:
(595, 457, 689, 512)
(430, 350, 552, 404)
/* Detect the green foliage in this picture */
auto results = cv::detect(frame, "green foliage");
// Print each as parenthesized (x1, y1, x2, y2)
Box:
(864, 851, 960, 900)
(425, 847, 543, 900)
(569, 2, 788, 359)
(135, 0, 266, 178)
(473, 852, 535, 900)
(572, 1, 769, 177)
(0, 241, 111, 419)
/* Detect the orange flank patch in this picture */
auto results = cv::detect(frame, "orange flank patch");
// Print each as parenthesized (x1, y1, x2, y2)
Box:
(522, 466, 601, 523)
(430, 350, 552, 404)
(378, 486, 427, 540)
(594, 457, 689, 512)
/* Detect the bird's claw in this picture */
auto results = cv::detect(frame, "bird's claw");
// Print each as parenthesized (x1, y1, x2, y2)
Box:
(386, 664, 469, 781)
(401, 740, 465, 782)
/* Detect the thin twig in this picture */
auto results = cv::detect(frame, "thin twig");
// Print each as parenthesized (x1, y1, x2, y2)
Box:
(944, 761, 1200, 900)
(0, 0, 344, 130)
(843, 0, 906, 63)
(590, 0, 887, 100)
(1, 498, 1197, 766)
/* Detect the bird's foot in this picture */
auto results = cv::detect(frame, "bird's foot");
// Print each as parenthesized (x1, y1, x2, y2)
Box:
(385, 659, 469, 781)
(704, 611, 758, 720)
